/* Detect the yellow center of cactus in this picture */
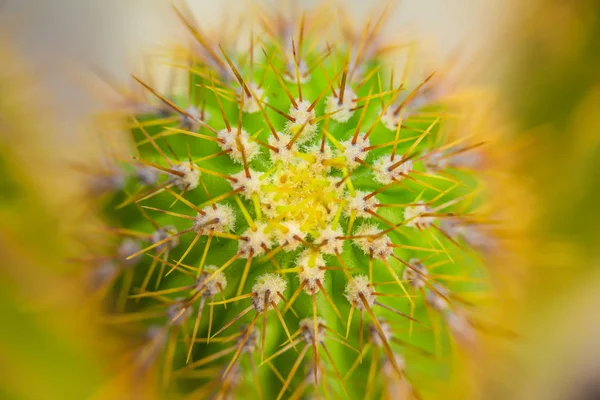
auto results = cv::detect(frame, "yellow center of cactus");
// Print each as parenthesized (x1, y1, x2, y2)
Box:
(259, 159, 342, 234)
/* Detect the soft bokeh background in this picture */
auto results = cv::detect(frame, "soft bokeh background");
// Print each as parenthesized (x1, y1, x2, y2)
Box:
(493, 1, 600, 398)
(0, 0, 509, 142)
(1, 0, 600, 399)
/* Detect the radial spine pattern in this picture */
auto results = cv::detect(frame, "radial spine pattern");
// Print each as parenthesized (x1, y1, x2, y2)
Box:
(92, 3, 503, 399)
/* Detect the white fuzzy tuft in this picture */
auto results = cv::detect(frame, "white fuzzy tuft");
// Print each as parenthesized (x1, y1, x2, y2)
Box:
(423, 150, 449, 172)
(296, 249, 326, 293)
(277, 221, 306, 251)
(404, 201, 435, 229)
(135, 166, 159, 185)
(373, 156, 413, 185)
(345, 275, 376, 310)
(325, 87, 357, 123)
(340, 135, 370, 170)
(230, 169, 263, 199)
(117, 238, 142, 268)
(196, 265, 227, 296)
(426, 284, 449, 311)
(260, 192, 280, 220)
(402, 258, 428, 290)
(217, 128, 260, 164)
(238, 326, 259, 354)
(445, 310, 477, 349)
(268, 133, 297, 165)
(239, 222, 273, 258)
(352, 224, 393, 259)
(251, 273, 287, 312)
(314, 227, 344, 255)
(299, 317, 325, 344)
(284, 100, 317, 144)
(441, 219, 496, 253)
(345, 190, 378, 218)
(382, 354, 407, 378)
(370, 320, 393, 347)
(304, 142, 333, 173)
(381, 107, 401, 131)
(89, 171, 125, 194)
(151, 225, 179, 253)
(240, 83, 267, 114)
(169, 162, 200, 190)
(166, 300, 193, 326)
(193, 204, 236, 234)
(284, 59, 310, 83)
(88, 261, 117, 290)
(180, 106, 204, 131)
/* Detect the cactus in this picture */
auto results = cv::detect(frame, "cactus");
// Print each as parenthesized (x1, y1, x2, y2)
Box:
(92, 3, 505, 399)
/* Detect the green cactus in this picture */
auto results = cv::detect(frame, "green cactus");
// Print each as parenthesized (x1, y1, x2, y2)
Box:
(92, 3, 503, 399)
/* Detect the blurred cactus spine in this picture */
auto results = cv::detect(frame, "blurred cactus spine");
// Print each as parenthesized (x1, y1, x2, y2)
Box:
(92, 2, 504, 399)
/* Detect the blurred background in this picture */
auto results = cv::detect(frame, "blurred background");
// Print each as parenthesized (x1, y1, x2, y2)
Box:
(1, 0, 600, 399)
(0, 0, 508, 143)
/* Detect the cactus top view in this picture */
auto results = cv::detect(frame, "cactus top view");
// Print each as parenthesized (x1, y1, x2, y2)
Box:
(86, 2, 515, 399)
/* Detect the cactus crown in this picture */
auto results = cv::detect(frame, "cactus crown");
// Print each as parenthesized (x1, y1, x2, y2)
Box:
(94, 2, 498, 399)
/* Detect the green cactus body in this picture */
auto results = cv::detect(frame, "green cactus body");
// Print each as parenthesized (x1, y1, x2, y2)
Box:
(96, 4, 497, 399)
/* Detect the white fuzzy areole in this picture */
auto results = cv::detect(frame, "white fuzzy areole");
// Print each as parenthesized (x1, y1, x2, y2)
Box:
(352, 224, 393, 259)
(440, 219, 496, 253)
(238, 222, 273, 258)
(296, 249, 326, 293)
(450, 150, 484, 170)
(345, 190, 378, 218)
(381, 107, 402, 131)
(151, 225, 179, 253)
(196, 265, 227, 296)
(166, 300, 193, 326)
(424, 150, 449, 172)
(117, 238, 142, 268)
(284, 59, 310, 83)
(268, 133, 297, 165)
(370, 320, 393, 347)
(169, 162, 200, 190)
(404, 201, 435, 229)
(304, 142, 333, 173)
(193, 203, 236, 234)
(278, 221, 306, 251)
(299, 317, 325, 344)
(445, 310, 476, 349)
(240, 83, 267, 114)
(426, 284, 449, 312)
(260, 192, 279, 220)
(345, 275, 376, 310)
(314, 227, 344, 255)
(285, 100, 317, 144)
(340, 135, 370, 170)
(180, 105, 203, 131)
(217, 128, 260, 164)
(251, 273, 287, 312)
(88, 261, 117, 290)
(230, 169, 263, 199)
(373, 156, 413, 185)
(238, 326, 259, 355)
(382, 354, 407, 378)
(325, 87, 357, 123)
(89, 171, 125, 194)
(135, 165, 159, 185)
(402, 258, 428, 290)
